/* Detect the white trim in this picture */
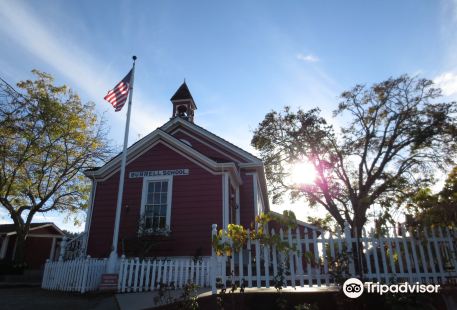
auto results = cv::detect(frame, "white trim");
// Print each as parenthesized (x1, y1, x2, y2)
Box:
(222, 173, 230, 229)
(235, 186, 240, 225)
(25, 234, 66, 238)
(85, 131, 242, 184)
(171, 128, 242, 163)
(161, 117, 262, 164)
(255, 174, 265, 214)
(251, 173, 259, 217)
(139, 175, 174, 232)
(0, 236, 9, 259)
(245, 167, 270, 212)
(4, 223, 65, 236)
(179, 139, 192, 147)
(49, 237, 56, 260)
(83, 180, 97, 254)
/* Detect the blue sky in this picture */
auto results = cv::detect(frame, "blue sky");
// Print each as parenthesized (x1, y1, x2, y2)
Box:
(1, 0, 457, 231)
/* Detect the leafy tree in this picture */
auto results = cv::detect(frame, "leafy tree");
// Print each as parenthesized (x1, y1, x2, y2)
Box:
(405, 166, 457, 227)
(252, 75, 457, 237)
(0, 70, 111, 263)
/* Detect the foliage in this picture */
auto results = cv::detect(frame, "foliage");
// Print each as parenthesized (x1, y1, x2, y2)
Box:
(294, 303, 319, 310)
(251, 75, 457, 234)
(122, 214, 169, 258)
(212, 211, 297, 257)
(325, 251, 350, 285)
(216, 273, 246, 310)
(273, 262, 288, 310)
(179, 282, 200, 310)
(384, 293, 437, 310)
(153, 282, 176, 306)
(0, 71, 111, 262)
(405, 165, 457, 227)
(306, 214, 335, 233)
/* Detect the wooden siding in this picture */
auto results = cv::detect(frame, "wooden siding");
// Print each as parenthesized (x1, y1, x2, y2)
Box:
(3, 235, 55, 268)
(239, 172, 255, 228)
(170, 126, 248, 163)
(87, 142, 223, 258)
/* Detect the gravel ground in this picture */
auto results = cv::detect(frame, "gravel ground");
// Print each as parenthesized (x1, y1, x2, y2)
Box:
(0, 287, 118, 310)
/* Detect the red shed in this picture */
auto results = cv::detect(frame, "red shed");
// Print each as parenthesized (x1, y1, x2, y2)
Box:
(0, 223, 65, 269)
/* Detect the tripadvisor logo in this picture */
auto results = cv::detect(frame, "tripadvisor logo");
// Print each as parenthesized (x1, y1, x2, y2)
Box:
(343, 278, 440, 298)
(343, 278, 364, 298)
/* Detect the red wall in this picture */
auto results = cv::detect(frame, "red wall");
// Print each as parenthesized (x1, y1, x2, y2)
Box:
(4, 234, 56, 269)
(171, 129, 247, 163)
(24, 237, 53, 269)
(87, 142, 223, 258)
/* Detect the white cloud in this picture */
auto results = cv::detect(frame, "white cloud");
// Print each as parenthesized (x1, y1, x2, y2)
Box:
(0, 0, 166, 144)
(434, 71, 457, 96)
(296, 53, 319, 63)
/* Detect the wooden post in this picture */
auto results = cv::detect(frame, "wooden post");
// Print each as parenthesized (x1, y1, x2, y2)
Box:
(211, 224, 217, 294)
(59, 237, 67, 262)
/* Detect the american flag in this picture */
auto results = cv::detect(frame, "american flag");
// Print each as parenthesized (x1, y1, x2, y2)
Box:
(104, 69, 132, 112)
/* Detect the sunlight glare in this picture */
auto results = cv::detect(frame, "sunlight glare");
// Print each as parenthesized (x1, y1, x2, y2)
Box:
(289, 160, 317, 185)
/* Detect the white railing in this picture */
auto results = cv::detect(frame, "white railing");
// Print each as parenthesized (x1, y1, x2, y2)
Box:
(118, 257, 211, 293)
(63, 233, 87, 260)
(210, 223, 457, 293)
(42, 256, 107, 293)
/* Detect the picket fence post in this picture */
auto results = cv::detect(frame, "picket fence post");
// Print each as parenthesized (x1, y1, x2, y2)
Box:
(80, 255, 90, 293)
(211, 224, 218, 294)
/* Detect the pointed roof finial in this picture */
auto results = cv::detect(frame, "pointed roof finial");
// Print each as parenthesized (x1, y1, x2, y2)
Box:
(171, 81, 194, 102)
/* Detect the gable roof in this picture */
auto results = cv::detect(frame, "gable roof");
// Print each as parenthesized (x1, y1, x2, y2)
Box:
(84, 128, 243, 184)
(161, 117, 263, 164)
(85, 116, 263, 176)
(0, 222, 65, 236)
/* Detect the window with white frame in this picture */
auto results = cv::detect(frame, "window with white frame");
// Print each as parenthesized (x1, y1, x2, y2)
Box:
(140, 175, 173, 233)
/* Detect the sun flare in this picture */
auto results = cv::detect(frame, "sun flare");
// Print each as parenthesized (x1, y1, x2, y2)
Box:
(289, 160, 317, 185)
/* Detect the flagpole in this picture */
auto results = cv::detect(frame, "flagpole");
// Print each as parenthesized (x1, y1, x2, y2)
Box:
(107, 55, 137, 273)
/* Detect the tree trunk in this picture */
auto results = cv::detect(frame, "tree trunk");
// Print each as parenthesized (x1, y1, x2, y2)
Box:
(351, 214, 367, 278)
(14, 232, 27, 265)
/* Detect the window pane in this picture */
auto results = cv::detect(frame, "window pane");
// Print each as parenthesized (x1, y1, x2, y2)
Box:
(160, 204, 167, 216)
(147, 193, 154, 204)
(160, 193, 167, 204)
(142, 179, 170, 232)
(153, 193, 160, 204)
(154, 182, 161, 192)
(145, 205, 153, 215)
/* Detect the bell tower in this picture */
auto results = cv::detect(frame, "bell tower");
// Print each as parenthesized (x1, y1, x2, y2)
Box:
(170, 82, 197, 123)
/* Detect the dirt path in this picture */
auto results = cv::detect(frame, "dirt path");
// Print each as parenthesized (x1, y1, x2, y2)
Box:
(0, 287, 118, 310)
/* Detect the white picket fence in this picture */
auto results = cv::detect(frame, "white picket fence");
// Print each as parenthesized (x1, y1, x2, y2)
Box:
(118, 257, 211, 293)
(41, 223, 457, 294)
(41, 256, 107, 293)
(210, 223, 457, 293)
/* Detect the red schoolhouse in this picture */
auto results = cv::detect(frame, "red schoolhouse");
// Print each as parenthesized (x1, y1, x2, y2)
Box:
(84, 83, 318, 259)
